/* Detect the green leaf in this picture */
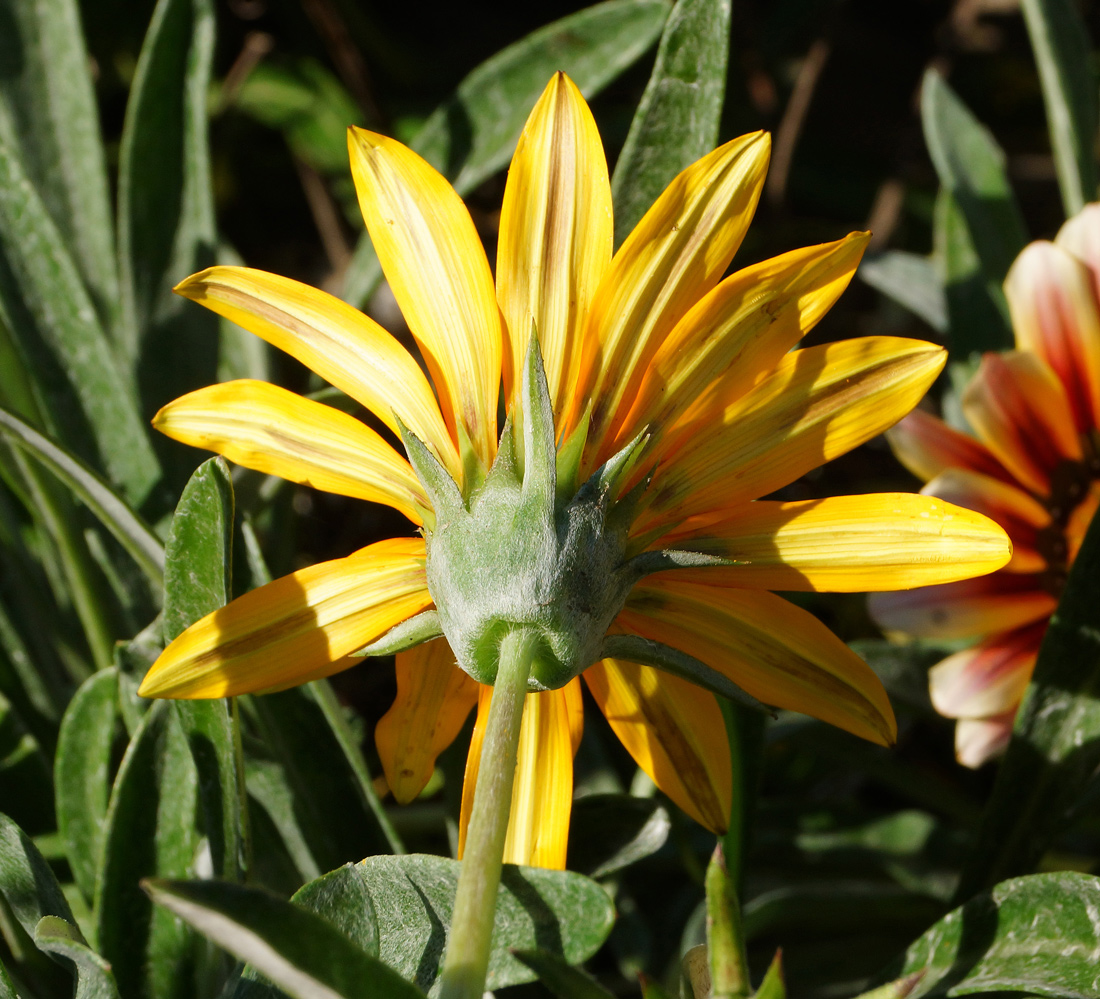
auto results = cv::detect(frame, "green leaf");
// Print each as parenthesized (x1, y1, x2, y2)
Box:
(706, 846, 748, 999)
(898, 872, 1100, 997)
(144, 878, 423, 999)
(566, 794, 670, 878)
(955, 507, 1100, 899)
(0, 955, 16, 999)
(0, 811, 76, 935)
(857, 252, 947, 334)
(282, 854, 615, 995)
(0, 404, 165, 588)
(610, 0, 731, 244)
(117, 0, 219, 433)
(54, 669, 120, 906)
(932, 188, 1014, 356)
(510, 949, 615, 999)
(341, 0, 670, 308)
(33, 915, 121, 999)
(94, 699, 200, 999)
(0, 140, 159, 505)
(1020, 0, 1098, 216)
(0, 0, 121, 338)
(921, 69, 1027, 286)
(291, 864, 379, 958)
(754, 951, 785, 999)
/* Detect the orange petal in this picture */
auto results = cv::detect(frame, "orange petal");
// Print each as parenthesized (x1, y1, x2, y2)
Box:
(138, 538, 432, 698)
(1066, 480, 1100, 563)
(955, 711, 1015, 768)
(620, 580, 895, 746)
(348, 128, 502, 467)
(375, 638, 478, 804)
(496, 73, 612, 425)
(583, 659, 730, 832)
(886, 409, 1012, 485)
(1005, 240, 1100, 433)
(458, 680, 582, 869)
(962, 351, 1082, 497)
(868, 574, 1056, 640)
(929, 624, 1043, 720)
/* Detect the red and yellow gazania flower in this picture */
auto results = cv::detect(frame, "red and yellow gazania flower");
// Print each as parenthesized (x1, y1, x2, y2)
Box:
(870, 203, 1100, 768)
(139, 73, 1010, 867)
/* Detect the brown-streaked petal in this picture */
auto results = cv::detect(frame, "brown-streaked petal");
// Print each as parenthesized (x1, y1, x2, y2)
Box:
(620, 580, 896, 746)
(886, 408, 1012, 485)
(583, 659, 730, 833)
(868, 574, 1056, 640)
(1066, 481, 1100, 563)
(929, 623, 1043, 720)
(348, 128, 502, 466)
(375, 638, 478, 804)
(138, 538, 431, 698)
(174, 266, 459, 477)
(496, 73, 612, 424)
(573, 132, 772, 454)
(962, 351, 1082, 498)
(955, 711, 1015, 768)
(155, 380, 429, 525)
(658, 493, 1011, 591)
(458, 681, 582, 869)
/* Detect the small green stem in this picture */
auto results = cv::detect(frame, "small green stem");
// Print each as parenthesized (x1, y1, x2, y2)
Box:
(438, 627, 535, 999)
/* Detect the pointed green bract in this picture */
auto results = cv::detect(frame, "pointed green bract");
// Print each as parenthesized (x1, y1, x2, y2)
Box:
(354, 610, 443, 658)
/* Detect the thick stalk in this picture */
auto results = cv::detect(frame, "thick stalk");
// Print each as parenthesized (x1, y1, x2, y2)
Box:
(438, 627, 535, 999)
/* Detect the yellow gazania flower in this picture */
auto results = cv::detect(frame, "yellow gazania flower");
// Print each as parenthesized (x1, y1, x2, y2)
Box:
(139, 73, 1011, 867)
(871, 202, 1100, 768)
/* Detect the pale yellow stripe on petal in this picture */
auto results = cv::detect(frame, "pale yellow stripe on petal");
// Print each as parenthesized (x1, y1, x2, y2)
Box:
(575, 132, 772, 454)
(458, 681, 581, 869)
(174, 266, 458, 477)
(1005, 240, 1100, 433)
(138, 538, 431, 698)
(637, 337, 947, 534)
(886, 409, 1011, 485)
(375, 638, 478, 804)
(348, 128, 502, 466)
(658, 493, 1011, 592)
(928, 623, 1042, 720)
(497, 73, 612, 423)
(619, 232, 870, 449)
(619, 581, 896, 747)
(583, 660, 730, 833)
(962, 351, 1081, 497)
(155, 380, 429, 525)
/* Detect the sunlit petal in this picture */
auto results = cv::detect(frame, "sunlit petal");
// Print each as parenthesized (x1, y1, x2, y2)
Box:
(956, 712, 1015, 769)
(962, 351, 1081, 496)
(375, 638, 478, 804)
(620, 580, 896, 746)
(174, 266, 458, 477)
(661, 493, 1011, 591)
(138, 538, 431, 698)
(155, 380, 429, 525)
(497, 73, 612, 423)
(886, 408, 1011, 485)
(929, 624, 1043, 720)
(583, 659, 730, 832)
(348, 128, 502, 466)
(868, 574, 1056, 640)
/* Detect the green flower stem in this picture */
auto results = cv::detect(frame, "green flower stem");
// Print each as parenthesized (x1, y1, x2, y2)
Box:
(438, 627, 536, 999)
(230, 697, 253, 880)
(719, 698, 764, 894)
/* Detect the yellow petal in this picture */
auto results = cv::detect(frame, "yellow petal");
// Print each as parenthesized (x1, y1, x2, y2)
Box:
(138, 538, 431, 698)
(1005, 239, 1100, 433)
(962, 351, 1081, 497)
(618, 232, 870, 452)
(637, 337, 947, 534)
(886, 409, 1011, 485)
(154, 380, 429, 526)
(929, 624, 1042, 720)
(619, 580, 896, 746)
(659, 493, 1011, 592)
(174, 266, 459, 478)
(573, 132, 771, 453)
(458, 681, 582, 869)
(868, 575, 1056, 640)
(955, 711, 1015, 768)
(497, 73, 612, 424)
(348, 128, 502, 467)
(583, 659, 730, 833)
(375, 638, 478, 804)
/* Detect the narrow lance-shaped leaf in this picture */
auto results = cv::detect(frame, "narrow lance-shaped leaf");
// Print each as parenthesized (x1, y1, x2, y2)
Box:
(510, 949, 616, 999)
(858, 251, 947, 334)
(1020, 0, 1098, 216)
(341, 0, 670, 307)
(955, 507, 1100, 899)
(0, 812, 76, 936)
(33, 916, 121, 999)
(611, 0, 731, 244)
